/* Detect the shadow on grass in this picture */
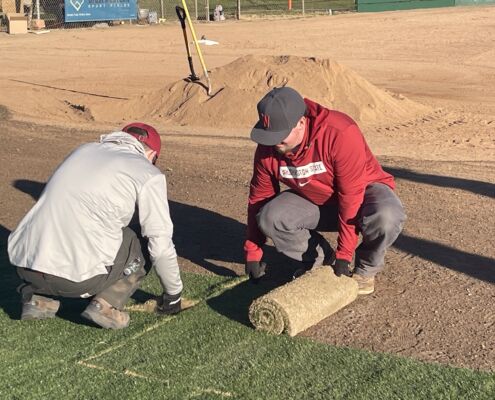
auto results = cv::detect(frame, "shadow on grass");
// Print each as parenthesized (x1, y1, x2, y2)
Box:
(206, 258, 298, 327)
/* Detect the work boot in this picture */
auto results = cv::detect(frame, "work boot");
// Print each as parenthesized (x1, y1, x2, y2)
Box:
(81, 298, 130, 329)
(21, 295, 60, 320)
(353, 274, 375, 295)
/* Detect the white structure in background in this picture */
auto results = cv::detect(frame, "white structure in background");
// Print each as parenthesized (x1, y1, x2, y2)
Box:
(213, 4, 225, 21)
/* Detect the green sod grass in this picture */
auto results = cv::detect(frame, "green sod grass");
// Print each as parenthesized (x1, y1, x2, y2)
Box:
(0, 252, 494, 399)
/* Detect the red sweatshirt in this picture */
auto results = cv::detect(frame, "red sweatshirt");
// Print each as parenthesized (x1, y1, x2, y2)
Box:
(244, 99, 395, 263)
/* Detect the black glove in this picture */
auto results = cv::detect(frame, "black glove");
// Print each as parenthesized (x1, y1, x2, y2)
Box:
(245, 261, 267, 283)
(156, 291, 181, 315)
(332, 259, 352, 277)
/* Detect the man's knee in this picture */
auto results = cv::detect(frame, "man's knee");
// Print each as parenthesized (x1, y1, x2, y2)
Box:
(362, 203, 406, 238)
(257, 203, 292, 237)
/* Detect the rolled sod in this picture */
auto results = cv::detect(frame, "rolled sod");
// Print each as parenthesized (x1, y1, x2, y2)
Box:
(249, 267, 359, 336)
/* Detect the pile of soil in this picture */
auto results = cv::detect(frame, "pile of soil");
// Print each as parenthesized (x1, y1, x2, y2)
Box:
(96, 55, 430, 129)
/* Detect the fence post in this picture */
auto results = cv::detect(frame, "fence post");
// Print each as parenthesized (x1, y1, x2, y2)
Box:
(195, 0, 198, 20)
(237, 0, 241, 20)
(205, 0, 210, 21)
(302, 0, 305, 16)
(160, 0, 164, 19)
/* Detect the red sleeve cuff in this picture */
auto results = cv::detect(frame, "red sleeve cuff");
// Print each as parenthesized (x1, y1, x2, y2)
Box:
(244, 240, 263, 262)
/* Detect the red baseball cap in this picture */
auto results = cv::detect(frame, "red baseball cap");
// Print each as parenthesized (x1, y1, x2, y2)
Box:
(122, 122, 161, 158)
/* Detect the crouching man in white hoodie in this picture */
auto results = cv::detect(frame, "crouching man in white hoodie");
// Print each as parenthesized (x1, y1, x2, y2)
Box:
(8, 123, 183, 329)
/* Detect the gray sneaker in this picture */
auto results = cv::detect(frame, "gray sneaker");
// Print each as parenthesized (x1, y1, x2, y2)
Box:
(353, 274, 375, 295)
(81, 298, 130, 329)
(21, 295, 60, 320)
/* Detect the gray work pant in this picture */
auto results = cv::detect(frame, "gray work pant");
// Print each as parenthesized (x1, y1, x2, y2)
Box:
(16, 227, 147, 310)
(257, 183, 406, 277)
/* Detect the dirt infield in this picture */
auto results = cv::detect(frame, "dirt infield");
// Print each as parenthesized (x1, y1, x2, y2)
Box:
(0, 6, 494, 371)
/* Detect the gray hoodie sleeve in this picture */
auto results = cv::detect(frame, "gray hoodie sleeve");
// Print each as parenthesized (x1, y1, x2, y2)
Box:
(138, 174, 183, 295)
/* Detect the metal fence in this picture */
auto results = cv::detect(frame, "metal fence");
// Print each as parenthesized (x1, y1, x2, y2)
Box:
(0, 1, 355, 31)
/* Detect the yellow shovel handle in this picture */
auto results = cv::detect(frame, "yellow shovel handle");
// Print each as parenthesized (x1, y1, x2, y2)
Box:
(181, 0, 212, 95)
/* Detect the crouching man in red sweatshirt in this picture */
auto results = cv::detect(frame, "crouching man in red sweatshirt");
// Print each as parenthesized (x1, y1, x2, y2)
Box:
(244, 87, 406, 295)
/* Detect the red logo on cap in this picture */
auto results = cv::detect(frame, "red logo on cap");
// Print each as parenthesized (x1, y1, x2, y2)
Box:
(261, 113, 271, 129)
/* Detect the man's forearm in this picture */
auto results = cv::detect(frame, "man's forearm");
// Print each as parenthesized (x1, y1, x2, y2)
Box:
(154, 254, 183, 295)
(148, 236, 183, 295)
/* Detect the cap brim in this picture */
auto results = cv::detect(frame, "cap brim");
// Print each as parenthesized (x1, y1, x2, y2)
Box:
(250, 121, 291, 146)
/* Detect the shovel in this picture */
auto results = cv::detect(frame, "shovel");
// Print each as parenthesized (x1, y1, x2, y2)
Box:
(176, 2, 212, 95)
(175, 5, 200, 82)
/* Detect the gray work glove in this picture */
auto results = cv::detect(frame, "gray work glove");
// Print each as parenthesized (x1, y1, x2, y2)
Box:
(156, 291, 181, 315)
(332, 259, 352, 277)
(245, 261, 267, 283)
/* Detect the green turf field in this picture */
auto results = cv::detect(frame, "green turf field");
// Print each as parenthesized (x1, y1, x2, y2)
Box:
(1, 246, 494, 399)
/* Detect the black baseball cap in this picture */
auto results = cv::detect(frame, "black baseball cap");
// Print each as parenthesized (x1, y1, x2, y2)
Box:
(250, 87, 307, 146)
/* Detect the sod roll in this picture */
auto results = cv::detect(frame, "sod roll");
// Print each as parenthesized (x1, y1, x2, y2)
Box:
(249, 266, 359, 336)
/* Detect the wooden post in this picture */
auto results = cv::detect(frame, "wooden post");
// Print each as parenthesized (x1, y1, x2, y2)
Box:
(237, 0, 241, 20)
(302, 0, 305, 16)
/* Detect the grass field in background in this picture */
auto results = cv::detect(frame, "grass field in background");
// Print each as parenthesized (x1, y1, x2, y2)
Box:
(1, 243, 494, 399)
(138, 0, 356, 19)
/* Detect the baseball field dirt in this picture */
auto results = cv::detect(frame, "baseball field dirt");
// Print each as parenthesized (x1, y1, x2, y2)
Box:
(0, 6, 493, 372)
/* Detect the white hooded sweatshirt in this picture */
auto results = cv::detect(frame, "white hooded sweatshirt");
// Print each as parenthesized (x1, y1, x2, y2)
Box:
(8, 132, 182, 295)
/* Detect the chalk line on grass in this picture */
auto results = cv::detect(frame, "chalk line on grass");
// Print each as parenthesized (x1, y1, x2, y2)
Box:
(76, 277, 245, 394)
(188, 388, 234, 398)
(78, 317, 174, 364)
(78, 359, 170, 385)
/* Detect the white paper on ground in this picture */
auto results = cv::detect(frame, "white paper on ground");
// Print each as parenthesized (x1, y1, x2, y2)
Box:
(196, 39, 219, 46)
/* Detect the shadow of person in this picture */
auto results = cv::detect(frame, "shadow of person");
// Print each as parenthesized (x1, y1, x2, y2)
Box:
(394, 234, 495, 284)
(12, 180, 245, 277)
(168, 200, 245, 276)
(13, 179, 45, 200)
(0, 225, 22, 319)
(383, 166, 495, 199)
(206, 258, 296, 327)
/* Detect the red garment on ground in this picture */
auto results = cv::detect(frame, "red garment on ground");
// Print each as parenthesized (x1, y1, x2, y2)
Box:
(245, 99, 395, 263)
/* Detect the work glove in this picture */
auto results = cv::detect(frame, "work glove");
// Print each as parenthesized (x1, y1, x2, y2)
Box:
(332, 259, 352, 277)
(245, 261, 267, 283)
(156, 291, 181, 315)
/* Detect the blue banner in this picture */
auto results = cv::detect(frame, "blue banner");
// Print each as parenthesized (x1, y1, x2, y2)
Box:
(65, 0, 137, 23)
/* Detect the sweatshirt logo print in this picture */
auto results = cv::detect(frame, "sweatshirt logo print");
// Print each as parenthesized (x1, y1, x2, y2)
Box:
(279, 162, 327, 180)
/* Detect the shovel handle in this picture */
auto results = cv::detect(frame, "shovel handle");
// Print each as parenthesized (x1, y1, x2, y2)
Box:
(175, 6, 187, 29)
(175, 6, 199, 81)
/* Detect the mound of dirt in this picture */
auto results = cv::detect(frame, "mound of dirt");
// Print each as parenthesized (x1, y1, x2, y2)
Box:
(0, 105, 11, 121)
(96, 55, 430, 130)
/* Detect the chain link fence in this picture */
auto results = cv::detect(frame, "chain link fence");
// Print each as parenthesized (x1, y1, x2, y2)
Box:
(1, 1, 355, 31)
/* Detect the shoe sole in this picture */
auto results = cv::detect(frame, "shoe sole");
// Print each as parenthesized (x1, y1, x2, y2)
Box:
(21, 302, 60, 320)
(357, 287, 375, 295)
(81, 309, 129, 330)
(21, 311, 57, 320)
